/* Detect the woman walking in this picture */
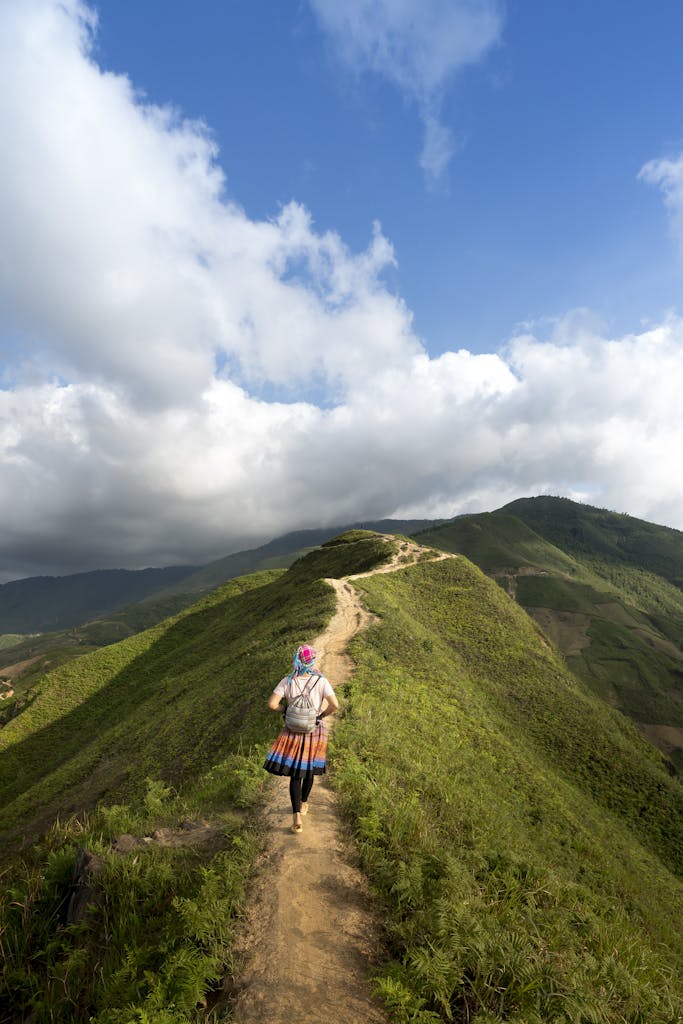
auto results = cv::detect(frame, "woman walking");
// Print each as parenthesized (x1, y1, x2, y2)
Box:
(264, 643, 339, 833)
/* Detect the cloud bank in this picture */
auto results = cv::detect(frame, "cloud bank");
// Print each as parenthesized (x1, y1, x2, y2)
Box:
(1, 0, 682, 580)
(308, 0, 503, 183)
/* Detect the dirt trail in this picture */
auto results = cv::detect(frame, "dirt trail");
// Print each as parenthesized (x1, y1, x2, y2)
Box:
(230, 538, 453, 1024)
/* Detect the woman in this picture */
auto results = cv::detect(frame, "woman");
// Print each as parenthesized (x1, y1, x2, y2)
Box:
(263, 643, 339, 833)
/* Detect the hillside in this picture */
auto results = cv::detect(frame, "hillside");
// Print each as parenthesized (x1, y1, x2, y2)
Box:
(503, 495, 683, 586)
(0, 532, 397, 849)
(159, 518, 442, 598)
(1, 530, 682, 1022)
(0, 565, 198, 634)
(417, 502, 683, 771)
(0, 518, 440, 640)
(0, 520, 438, 704)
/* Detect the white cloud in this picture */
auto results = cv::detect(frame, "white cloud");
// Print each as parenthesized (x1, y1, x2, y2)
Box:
(0, 0, 417, 408)
(308, 0, 502, 183)
(640, 152, 683, 260)
(3, 316, 683, 579)
(1, 0, 682, 581)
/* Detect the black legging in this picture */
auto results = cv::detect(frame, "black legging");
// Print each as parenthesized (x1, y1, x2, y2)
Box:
(289, 775, 315, 813)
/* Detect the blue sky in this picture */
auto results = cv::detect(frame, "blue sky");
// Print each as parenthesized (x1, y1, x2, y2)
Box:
(1, 0, 683, 579)
(94, 0, 683, 353)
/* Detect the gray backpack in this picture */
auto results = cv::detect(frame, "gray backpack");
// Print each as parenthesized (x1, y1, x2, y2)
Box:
(285, 674, 321, 734)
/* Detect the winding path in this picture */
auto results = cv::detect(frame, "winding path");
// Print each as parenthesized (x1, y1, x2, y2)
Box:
(230, 538, 451, 1024)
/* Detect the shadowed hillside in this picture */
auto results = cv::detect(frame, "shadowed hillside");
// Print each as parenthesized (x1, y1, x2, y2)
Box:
(0, 566, 198, 634)
(504, 495, 683, 587)
(0, 519, 440, 701)
(0, 518, 440, 639)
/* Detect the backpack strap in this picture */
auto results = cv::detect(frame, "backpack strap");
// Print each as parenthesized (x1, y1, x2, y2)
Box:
(289, 672, 321, 701)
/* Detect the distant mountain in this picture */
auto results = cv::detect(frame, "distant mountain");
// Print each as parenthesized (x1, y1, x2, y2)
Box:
(417, 498, 683, 770)
(154, 518, 442, 597)
(0, 518, 440, 638)
(0, 566, 198, 634)
(503, 495, 683, 587)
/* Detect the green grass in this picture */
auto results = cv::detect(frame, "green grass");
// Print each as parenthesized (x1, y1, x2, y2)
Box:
(0, 534, 394, 851)
(416, 513, 587, 577)
(582, 558, 683, 646)
(0, 532, 397, 700)
(503, 496, 683, 587)
(3, 532, 682, 1023)
(418, 504, 683, 763)
(287, 530, 396, 581)
(515, 575, 605, 613)
(0, 531, 396, 1022)
(514, 575, 683, 729)
(331, 557, 683, 1022)
(0, 775, 261, 1023)
(0, 634, 27, 653)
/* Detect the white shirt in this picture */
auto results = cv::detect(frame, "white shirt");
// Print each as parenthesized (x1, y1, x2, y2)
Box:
(273, 672, 335, 715)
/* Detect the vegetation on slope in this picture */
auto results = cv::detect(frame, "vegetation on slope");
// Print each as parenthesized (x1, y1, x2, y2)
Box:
(417, 513, 589, 579)
(0, 566, 198, 634)
(332, 557, 683, 1022)
(503, 495, 683, 587)
(0, 634, 25, 652)
(3, 530, 682, 1022)
(0, 532, 396, 1022)
(159, 519, 434, 598)
(416, 506, 683, 768)
(0, 533, 395, 849)
(0, 519, 430, 695)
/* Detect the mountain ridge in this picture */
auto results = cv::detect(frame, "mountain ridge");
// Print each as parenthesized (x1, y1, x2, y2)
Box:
(0, 518, 442, 637)
(1, 529, 681, 1021)
(416, 498, 683, 771)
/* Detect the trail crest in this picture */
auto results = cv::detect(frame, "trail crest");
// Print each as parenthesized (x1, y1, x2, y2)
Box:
(230, 538, 453, 1024)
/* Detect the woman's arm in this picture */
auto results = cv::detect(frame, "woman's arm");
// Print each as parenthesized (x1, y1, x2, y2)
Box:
(268, 691, 284, 711)
(318, 691, 340, 719)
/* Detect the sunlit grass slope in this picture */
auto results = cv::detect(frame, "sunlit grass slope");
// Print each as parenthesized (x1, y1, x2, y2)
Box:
(0, 532, 396, 1023)
(332, 556, 683, 1023)
(417, 513, 590, 579)
(0, 532, 395, 851)
(504, 495, 683, 586)
(3, 532, 683, 1023)
(416, 510, 683, 767)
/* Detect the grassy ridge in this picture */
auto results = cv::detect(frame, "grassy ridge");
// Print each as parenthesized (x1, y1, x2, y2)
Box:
(417, 513, 590, 578)
(416, 507, 683, 764)
(0, 532, 396, 1022)
(504, 496, 683, 587)
(0, 533, 395, 850)
(332, 557, 683, 1022)
(3, 531, 683, 1022)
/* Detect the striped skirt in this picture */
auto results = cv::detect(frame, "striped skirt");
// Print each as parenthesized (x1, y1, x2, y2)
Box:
(263, 722, 329, 778)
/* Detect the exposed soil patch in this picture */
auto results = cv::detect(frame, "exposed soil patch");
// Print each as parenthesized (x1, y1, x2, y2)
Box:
(526, 608, 592, 656)
(112, 818, 218, 853)
(636, 722, 683, 758)
(0, 655, 42, 680)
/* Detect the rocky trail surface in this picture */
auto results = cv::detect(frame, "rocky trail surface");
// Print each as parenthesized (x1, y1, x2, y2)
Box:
(229, 538, 453, 1024)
